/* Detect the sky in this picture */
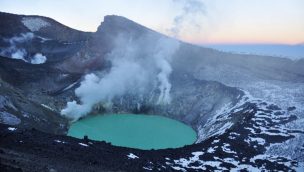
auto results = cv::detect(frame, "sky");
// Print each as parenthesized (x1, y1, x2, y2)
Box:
(0, 0, 303, 45)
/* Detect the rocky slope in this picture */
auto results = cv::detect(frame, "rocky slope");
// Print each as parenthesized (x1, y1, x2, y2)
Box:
(0, 12, 303, 171)
(1, 98, 302, 171)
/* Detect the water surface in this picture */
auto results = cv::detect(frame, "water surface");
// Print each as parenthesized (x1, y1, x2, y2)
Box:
(68, 114, 197, 150)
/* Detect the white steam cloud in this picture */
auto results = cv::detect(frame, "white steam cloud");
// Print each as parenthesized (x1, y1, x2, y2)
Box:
(31, 53, 47, 64)
(11, 49, 27, 60)
(170, 0, 205, 38)
(61, 34, 180, 120)
(1, 32, 34, 62)
(0, 32, 47, 64)
(8, 32, 34, 44)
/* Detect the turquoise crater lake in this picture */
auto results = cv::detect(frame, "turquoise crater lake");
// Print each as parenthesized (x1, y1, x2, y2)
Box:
(68, 114, 197, 150)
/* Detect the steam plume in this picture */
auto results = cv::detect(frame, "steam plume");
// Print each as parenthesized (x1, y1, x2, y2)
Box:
(170, 0, 205, 38)
(61, 33, 179, 120)
(1, 32, 33, 62)
(0, 32, 47, 64)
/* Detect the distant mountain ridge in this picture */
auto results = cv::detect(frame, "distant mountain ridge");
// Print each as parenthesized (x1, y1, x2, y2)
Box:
(203, 43, 304, 60)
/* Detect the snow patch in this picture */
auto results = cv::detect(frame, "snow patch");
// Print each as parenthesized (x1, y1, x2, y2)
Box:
(222, 143, 237, 154)
(230, 164, 261, 172)
(22, 17, 50, 31)
(41, 104, 55, 111)
(207, 147, 216, 153)
(63, 82, 78, 92)
(37, 36, 51, 42)
(212, 139, 220, 144)
(54, 140, 66, 144)
(143, 167, 152, 171)
(171, 166, 186, 171)
(79, 143, 89, 147)
(127, 153, 139, 159)
(295, 162, 304, 172)
(245, 137, 266, 145)
(173, 152, 205, 170)
(8, 127, 17, 131)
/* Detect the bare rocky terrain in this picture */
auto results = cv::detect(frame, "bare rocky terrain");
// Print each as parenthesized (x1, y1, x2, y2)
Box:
(0, 12, 303, 171)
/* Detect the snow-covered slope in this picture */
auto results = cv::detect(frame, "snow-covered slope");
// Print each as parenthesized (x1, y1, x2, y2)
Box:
(22, 17, 51, 32)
